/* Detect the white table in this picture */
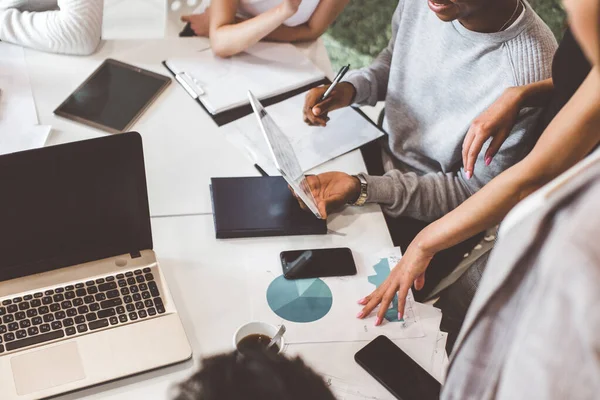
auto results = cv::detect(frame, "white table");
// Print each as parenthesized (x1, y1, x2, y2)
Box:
(25, 38, 334, 217)
(21, 38, 444, 400)
(52, 209, 443, 400)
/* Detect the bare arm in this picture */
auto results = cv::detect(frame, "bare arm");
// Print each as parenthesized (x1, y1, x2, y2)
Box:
(516, 77, 555, 107)
(209, 0, 300, 58)
(420, 68, 600, 254)
(263, 0, 349, 42)
(358, 68, 600, 322)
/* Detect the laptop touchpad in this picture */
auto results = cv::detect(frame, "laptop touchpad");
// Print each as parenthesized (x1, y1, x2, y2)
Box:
(11, 342, 86, 396)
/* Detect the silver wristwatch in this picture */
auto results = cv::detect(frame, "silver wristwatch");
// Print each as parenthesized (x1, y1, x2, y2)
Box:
(350, 173, 368, 206)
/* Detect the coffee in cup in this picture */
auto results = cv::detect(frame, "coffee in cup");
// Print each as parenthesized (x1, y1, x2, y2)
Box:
(233, 322, 285, 354)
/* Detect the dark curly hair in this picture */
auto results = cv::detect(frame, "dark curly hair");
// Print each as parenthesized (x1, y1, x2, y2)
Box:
(173, 350, 337, 400)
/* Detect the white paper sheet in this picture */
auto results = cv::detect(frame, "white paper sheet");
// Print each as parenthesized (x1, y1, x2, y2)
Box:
(166, 42, 325, 114)
(0, 125, 51, 155)
(431, 330, 449, 383)
(249, 247, 425, 344)
(227, 92, 383, 174)
(0, 43, 38, 126)
(0, 43, 49, 155)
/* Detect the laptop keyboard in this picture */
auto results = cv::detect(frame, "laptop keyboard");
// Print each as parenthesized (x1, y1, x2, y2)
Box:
(0, 268, 165, 355)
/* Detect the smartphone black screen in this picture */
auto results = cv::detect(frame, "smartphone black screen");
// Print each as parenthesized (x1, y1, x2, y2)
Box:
(355, 335, 441, 400)
(280, 247, 356, 279)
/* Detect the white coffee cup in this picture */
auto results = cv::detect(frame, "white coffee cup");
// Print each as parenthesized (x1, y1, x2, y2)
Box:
(233, 321, 285, 354)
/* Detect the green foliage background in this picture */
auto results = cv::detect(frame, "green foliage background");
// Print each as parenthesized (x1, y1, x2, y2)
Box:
(323, 0, 566, 71)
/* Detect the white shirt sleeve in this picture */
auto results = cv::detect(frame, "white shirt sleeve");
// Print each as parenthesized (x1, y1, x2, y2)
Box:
(0, 0, 104, 55)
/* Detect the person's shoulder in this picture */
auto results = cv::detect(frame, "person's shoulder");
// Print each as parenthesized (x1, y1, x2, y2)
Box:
(503, 6, 558, 85)
(516, 5, 558, 48)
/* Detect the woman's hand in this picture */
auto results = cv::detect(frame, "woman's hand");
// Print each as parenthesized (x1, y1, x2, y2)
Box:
(279, 0, 303, 18)
(303, 82, 356, 126)
(462, 86, 525, 179)
(181, 9, 211, 37)
(357, 238, 435, 326)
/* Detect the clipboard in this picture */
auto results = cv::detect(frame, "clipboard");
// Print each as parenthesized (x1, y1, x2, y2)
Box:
(162, 60, 328, 127)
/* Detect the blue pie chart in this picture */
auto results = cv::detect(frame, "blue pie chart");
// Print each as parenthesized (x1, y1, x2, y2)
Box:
(266, 276, 333, 323)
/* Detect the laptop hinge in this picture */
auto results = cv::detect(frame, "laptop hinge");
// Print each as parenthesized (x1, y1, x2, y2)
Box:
(130, 251, 142, 259)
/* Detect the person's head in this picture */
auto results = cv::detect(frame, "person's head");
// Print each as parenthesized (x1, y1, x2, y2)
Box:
(427, 0, 521, 32)
(564, 0, 600, 67)
(173, 350, 337, 400)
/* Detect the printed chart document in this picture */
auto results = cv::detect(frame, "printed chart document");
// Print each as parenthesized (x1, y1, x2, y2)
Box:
(226, 92, 384, 174)
(249, 247, 425, 344)
(165, 42, 325, 114)
(0, 43, 50, 155)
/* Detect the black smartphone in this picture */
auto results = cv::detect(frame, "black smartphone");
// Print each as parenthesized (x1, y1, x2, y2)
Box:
(355, 335, 441, 400)
(280, 247, 357, 279)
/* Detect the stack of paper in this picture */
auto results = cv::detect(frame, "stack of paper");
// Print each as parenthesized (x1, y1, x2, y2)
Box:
(0, 43, 50, 155)
(226, 92, 384, 174)
(165, 42, 325, 114)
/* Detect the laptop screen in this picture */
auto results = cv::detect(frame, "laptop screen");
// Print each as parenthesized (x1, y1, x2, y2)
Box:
(0, 132, 152, 283)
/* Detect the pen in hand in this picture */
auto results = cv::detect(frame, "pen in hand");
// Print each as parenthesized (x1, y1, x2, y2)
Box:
(319, 64, 350, 102)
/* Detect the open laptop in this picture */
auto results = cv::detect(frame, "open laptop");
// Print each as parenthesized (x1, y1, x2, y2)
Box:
(247, 90, 323, 220)
(0, 132, 192, 399)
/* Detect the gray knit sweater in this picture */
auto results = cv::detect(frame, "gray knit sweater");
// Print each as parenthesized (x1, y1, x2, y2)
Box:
(345, 0, 557, 221)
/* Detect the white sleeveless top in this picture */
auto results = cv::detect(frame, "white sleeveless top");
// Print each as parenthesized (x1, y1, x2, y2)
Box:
(238, 0, 320, 26)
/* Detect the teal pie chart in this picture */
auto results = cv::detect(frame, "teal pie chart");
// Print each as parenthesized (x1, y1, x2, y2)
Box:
(266, 276, 333, 323)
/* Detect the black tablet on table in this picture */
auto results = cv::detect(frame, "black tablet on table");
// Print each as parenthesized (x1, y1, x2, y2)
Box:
(54, 59, 171, 134)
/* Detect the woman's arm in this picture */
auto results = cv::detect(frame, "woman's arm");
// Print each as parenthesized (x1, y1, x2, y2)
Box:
(209, 0, 301, 58)
(263, 0, 349, 42)
(358, 68, 600, 322)
(422, 68, 600, 255)
(0, 0, 103, 55)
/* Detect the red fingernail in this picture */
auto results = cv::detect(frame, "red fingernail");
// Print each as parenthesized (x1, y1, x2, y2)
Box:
(356, 311, 363, 318)
(465, 171, 472, 180)
(485, 156, 492, 166)
(375, 317, 382, 326)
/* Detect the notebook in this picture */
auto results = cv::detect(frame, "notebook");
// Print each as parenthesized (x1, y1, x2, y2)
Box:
(210, 176, 327, 239)
(163, 42, 325, 115)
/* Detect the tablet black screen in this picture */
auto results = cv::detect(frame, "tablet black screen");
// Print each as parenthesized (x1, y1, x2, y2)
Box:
(55, 60, 169, 132)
